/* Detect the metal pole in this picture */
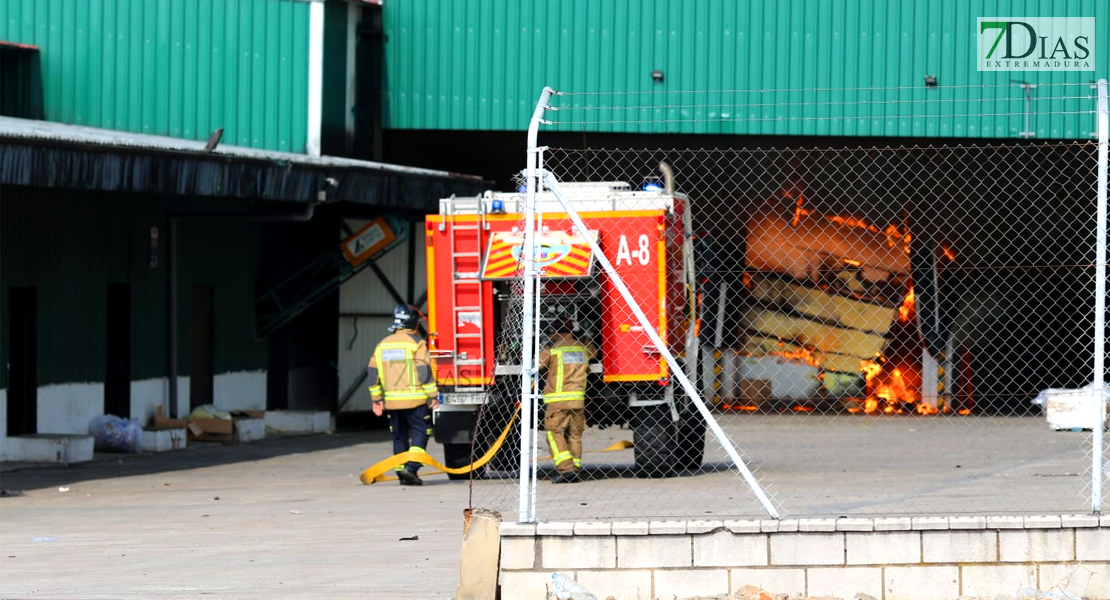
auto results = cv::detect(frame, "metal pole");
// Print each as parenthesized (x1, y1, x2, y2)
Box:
(1094, 79, 1108, 514)
(543, 171, 781, 519)
(519, 87, 554, 523)
(530, 148, 546, 522)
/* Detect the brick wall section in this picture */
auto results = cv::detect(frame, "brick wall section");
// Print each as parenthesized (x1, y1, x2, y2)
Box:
(498, 516, 1110, 600)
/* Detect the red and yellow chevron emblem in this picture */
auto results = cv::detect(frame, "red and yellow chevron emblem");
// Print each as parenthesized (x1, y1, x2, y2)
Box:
(481, 231, 596, 279)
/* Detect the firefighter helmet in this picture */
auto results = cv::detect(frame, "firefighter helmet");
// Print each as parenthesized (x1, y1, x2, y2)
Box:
(388, 304, 421, 332)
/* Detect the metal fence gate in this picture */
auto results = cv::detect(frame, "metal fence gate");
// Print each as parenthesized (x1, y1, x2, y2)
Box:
(463, 81, 1108, 523)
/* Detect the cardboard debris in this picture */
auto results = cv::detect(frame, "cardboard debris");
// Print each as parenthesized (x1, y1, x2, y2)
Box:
(739, 379, 772, 407)
(187, 416, 235, 443)
(151, 406, 265, 444)
(151, 406, 187, 429)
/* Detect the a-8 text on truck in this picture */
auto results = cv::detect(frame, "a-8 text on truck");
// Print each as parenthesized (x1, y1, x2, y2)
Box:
(425, 175, 704, 479)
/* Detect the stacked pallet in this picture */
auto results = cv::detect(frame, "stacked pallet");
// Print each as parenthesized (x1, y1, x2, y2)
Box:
(731, 204, 908, 403)
(738, 274, 900, 400)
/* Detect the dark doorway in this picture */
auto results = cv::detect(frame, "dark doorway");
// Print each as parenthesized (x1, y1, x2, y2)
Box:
(189, 284, 214, 410)
(8, 286, 37, 436)
(105, 282, 132, 418)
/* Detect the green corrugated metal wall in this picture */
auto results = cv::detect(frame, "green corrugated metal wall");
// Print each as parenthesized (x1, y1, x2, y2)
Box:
(0, 186, 267, 389)
(383, 0, 1108, 138)
(0, 0, 311, 151)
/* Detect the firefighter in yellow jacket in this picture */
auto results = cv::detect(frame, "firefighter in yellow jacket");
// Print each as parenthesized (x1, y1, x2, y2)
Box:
(538, 318, 596, 484)
(369, 305, 439, 486)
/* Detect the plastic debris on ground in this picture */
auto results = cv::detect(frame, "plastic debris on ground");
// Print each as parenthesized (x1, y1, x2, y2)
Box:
(189, 405, 232, 420)
(88, 414, 143, 453)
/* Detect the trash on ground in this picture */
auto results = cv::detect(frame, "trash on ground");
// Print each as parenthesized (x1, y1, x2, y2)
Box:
(88, 414, 143, 453)
(57, 487, 70, 493)
(399, 535, 419, 541)
(1033, 384, 1110, 431)
(32, 537, 55, 543)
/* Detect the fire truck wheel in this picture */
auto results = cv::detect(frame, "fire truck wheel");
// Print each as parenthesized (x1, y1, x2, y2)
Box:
(674, 417, 706, 471)
(632, 404, 677, 478)
(443, 443, 482, 480)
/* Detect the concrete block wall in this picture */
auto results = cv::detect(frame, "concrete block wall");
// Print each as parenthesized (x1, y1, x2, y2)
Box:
(499, 516, 1110, 600)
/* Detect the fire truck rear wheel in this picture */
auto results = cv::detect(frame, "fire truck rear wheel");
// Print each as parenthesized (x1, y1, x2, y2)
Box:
(674, 417, 706, 471)
(632, 404, 677, 478)
(443, 443, 481, 480)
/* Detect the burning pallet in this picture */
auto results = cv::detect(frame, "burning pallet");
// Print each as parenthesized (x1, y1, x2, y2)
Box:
(711, 197, 932, 412)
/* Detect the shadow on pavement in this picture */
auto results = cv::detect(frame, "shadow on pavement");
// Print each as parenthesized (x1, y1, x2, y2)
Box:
(480, 461, 737, 482)
(0, 430, 391, 493)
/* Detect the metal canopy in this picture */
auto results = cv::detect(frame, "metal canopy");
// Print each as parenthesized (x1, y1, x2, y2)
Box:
(0, 116, 486, 209)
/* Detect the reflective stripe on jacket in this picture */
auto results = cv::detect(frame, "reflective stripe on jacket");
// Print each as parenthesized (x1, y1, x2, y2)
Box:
(539, 334, 596, 410)
(367, 329, 438, 410)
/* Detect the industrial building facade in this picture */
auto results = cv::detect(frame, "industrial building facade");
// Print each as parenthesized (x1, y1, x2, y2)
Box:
(1, 0, 1107, 460)
(379, 0, 1107, 183)
(0, 0, 485, 460)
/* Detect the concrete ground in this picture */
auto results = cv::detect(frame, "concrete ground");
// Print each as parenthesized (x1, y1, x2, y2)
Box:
(0, 413, 1096, 599)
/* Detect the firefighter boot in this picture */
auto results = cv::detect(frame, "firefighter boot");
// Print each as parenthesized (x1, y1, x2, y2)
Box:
(552, 470, 580, 484)
(398, 469, 424, 486)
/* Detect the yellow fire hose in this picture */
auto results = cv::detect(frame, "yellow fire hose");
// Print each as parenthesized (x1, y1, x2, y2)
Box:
(360, 406, 633, 485)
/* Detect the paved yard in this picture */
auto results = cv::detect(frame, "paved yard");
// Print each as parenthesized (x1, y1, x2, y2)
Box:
(0, 413, 1096, 599)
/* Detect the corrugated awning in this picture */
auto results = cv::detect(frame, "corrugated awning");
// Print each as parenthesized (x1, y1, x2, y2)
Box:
(0, 116, 488, 209)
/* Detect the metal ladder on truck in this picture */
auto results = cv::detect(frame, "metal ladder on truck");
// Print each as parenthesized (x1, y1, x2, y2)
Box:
(441, 195, 488, 393)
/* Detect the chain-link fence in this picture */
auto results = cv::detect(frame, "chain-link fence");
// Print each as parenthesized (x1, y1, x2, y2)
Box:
(454, 82, 1108, 523)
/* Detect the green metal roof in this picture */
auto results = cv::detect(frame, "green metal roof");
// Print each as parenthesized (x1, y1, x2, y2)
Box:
(1, 0, 311, 152)
(383, 0, 1108, 138)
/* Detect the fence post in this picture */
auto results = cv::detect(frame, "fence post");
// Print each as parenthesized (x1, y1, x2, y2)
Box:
(519, 87, 555, 523)
(1094, 79, 1108, 515)
(542, 170, 781, 519)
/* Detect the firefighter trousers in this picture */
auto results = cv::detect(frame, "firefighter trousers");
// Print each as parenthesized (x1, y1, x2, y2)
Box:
(389, 405, 432, 473)
(544, 407, 584, 473)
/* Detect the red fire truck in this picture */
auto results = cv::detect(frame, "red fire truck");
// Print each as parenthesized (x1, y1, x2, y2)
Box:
(425, 180, 705, 478)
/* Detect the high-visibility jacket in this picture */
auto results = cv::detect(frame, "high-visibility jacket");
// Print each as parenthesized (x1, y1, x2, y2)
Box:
(538, 333, 596, 410)
(367, 329, 438, 410)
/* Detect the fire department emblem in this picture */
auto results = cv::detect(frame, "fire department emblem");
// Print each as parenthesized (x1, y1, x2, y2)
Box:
(481, 231, 597, 279)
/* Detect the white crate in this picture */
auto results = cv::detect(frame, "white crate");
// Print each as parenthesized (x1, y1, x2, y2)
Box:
(1035, 386, 1109, 431)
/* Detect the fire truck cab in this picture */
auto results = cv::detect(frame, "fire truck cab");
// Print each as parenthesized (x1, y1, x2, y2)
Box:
(425, 181, 705, 478)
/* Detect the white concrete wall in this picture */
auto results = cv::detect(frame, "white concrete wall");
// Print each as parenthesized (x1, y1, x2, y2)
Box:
(213, 370, 266, 412)
(499, 516, 1110, 600)
(131, 377, 169, 425)
(37, 382, 105, 435)
(1, 371, 266, 461)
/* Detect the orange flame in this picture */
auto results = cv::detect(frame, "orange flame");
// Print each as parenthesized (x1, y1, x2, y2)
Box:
(898, 287, 915, 323)
(773, 343, 822, 368)
(792, 206, 912, 254)
(723, 404, 760, 412)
